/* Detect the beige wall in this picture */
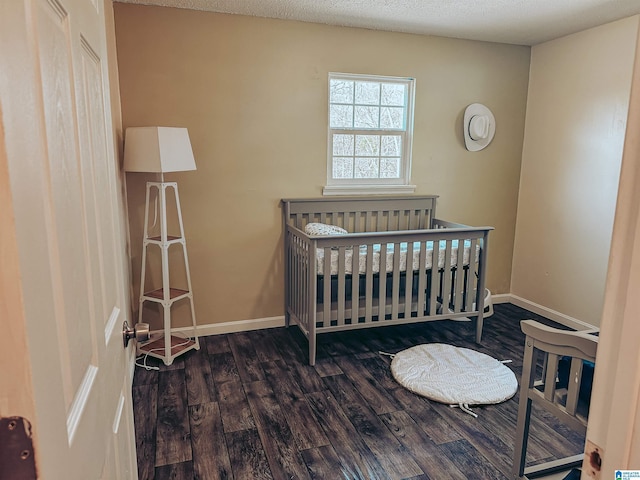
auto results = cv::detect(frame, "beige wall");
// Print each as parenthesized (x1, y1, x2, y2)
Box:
(114, 4, 530, 327)
(511, 16, 639, 327)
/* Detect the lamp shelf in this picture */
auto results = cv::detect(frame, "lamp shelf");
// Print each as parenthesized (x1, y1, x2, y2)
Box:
(146, 235, 183, 244)
(138, 334, 199, 362)
(142, 287, 190, 302)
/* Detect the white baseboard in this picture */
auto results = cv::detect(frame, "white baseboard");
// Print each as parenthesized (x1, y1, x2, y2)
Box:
(172, 315, 286, 338)
(490, 293, 511, 304)
(166, 294, 595, 337)
(509, 294, 597, 330)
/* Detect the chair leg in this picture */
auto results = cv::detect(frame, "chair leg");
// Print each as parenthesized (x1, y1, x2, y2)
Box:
(513, 339, 536, 479)
(513, 396, 533, 479)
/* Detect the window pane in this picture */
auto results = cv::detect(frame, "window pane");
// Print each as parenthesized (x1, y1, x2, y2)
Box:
(330, 105, 353, 128)
(381, 83, 406, 106)
(333, 157, 354, 179)
(333, 134, 354, 156)
(355, 81, 380, 105)
(380, 106, 404, 129)
(380, 158, 401, 178)
(354, 106, 379, 128)
(327, 74, 414, 188)
(354, 158, 379, 178)
(381, 135, 402, 156)
(355, 135, 380, 156)
(330, 79, 354, 104)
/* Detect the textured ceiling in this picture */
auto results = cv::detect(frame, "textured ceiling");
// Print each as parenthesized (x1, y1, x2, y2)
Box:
(115, 0, 640, 45)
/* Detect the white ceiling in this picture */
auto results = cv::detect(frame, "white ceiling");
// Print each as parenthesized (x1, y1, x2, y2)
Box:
(116, 0, 640, 45)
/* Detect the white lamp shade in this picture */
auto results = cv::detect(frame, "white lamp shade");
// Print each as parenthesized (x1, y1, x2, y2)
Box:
(124, 126, 196, 173)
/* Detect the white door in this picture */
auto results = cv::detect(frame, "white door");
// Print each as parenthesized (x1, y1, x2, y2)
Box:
(0, 0, 137, 478)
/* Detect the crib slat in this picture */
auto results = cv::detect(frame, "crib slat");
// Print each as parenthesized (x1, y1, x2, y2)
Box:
(302, 243, 317, 337)
(301, 238, 307, 328)
(544, 354, 559, 403)
(365, 245, 374, 322)
(453, 239, 465, 313)
(353, 211, 362, 232)
(323, 248, 331, 327)
(427, 241, 437, 315)
(292, 235, 298, 322)
(287, 235, 298, 322)
(300, 238, 307, 327)
(405, 242, 414, 317)
(308, 253, 317, 364)
(365, 211, 373, 232)
(288, 233, 294, 320)
(391, 242, 401, 320)
(441, 240, 453, 314)
(378, 243, 387, 321)
(419, 242, 430, 315)
(466, 239, 478, 312)
(337, 247, 346, 326)
(565, 357, 584, 416)
(351, 246, 360, 321)
(295, 239, 306, 328)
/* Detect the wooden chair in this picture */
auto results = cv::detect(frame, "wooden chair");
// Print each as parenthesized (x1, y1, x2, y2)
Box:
(512, 320, 599, 479)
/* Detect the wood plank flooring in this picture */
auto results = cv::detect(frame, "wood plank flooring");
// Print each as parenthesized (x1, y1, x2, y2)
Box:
(132, 303, 586, 480)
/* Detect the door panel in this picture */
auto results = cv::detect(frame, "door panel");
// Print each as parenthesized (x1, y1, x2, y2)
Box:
(35, 0, 98, 411)
(0, 0, 137, 477)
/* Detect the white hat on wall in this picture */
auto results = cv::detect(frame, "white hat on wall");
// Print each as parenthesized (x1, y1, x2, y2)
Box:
(464, 103, 496, 152)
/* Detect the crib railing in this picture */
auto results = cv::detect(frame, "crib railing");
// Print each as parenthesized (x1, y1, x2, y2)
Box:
(284, 224, 491, 358)
(284, 195, 438, 233)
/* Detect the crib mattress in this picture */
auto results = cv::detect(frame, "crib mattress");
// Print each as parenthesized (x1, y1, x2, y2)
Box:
(316, 240, 479, 276)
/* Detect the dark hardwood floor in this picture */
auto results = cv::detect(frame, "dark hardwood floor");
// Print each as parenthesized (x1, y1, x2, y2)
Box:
(132, 303, 585, 480)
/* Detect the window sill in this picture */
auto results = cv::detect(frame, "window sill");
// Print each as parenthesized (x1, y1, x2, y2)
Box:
(322, 184, 417, 196)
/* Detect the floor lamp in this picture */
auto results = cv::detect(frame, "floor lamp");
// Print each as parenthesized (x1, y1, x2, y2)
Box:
(124, 126, 200, 365)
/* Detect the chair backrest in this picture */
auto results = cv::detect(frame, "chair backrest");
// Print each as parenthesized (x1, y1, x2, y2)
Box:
(520, 319, 598, 431)
(513, 320, 599, 478)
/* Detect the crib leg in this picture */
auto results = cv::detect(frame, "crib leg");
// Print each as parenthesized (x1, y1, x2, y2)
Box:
(309, 335, 317, 366)
(475, 312, 484, 344)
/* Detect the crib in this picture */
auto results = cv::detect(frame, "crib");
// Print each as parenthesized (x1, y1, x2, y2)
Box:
(281, 195, 493, 365)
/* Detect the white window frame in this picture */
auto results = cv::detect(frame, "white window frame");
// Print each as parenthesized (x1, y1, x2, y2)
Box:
(324, 72, 416, 196)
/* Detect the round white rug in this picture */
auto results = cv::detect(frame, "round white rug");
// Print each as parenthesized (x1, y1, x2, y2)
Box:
(390, 343, 517, 415)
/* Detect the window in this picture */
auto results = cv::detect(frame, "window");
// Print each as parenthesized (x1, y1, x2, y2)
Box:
(325, 73, 416, 195)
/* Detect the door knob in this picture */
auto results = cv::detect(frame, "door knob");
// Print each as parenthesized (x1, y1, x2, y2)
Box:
(122, 321, 150, 348)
